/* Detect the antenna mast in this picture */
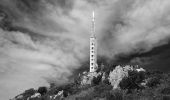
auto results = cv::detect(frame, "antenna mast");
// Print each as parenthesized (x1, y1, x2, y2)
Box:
(90, 10, 98, 72)
(91, 10, 96, 38)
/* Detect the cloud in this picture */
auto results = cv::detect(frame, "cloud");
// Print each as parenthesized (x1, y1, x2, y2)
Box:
(98, 0, 170, 58)
(0, 0, 92, 99)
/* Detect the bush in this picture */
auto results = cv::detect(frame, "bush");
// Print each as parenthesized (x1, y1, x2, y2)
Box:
(106, 90, 123, 100)
(38, 87, 47, 95)
(23, 88, 36, 96)
(93, 84, 112, 98)
(161, 87, 170, 95)
(129, 71, 145, 84)
(62, 83, 80, 95)
(47, 87, 59, 95)
(92, 74, 102, 85)
(103, 78, 111, 85)
(163, 95, 170, 100)
(109, 66, 130, 89)
(119, 70, 145, 90)
(146, 77, 160, 88)
(119, 77, 132, 90)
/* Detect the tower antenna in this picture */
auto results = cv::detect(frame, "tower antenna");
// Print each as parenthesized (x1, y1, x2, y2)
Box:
(92, 10, 95, 36)
(90, 10, 98, 72)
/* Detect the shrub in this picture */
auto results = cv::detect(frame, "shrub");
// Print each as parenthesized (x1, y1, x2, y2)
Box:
(93, 84, 112, 98)
(103, 78, 111, 85)
(109, 65, 133, 89)
(47, 87, 59, 95)
(17, 88, 36, 100)
(92, 74, 102, 85)
(119, 70, 145, 90)
(163, 95, 170, 100)
(130, 71, 145, 84)
(63, 83, 81, 95)
(23, 88, 36, 97)
(161, 87, 170, 95)
(75, 96, 93, 100)
(38, 95, 50, 100)
(119, 77, 132, 90)
(107, 90, 123, 100)
(146, 77, 160, 88)
(38, 87, 47, 95)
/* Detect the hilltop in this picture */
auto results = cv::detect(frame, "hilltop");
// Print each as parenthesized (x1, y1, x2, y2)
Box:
(11, 64, 170, 100)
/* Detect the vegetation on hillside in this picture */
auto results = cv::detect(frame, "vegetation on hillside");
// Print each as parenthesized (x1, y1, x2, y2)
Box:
(11, 64, 170, 100)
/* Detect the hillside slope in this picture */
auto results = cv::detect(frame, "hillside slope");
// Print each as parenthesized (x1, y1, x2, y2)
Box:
(11, 65, 170, 100)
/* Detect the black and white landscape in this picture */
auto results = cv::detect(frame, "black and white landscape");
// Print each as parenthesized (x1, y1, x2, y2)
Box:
(0, 0, 170, 100)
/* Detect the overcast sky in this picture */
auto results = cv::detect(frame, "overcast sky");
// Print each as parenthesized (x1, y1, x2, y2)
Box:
(0, 0, 170, 99)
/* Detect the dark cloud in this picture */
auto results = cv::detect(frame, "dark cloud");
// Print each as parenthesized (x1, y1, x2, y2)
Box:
(111, 41, 170, 72)
(129, 41, 170, 72)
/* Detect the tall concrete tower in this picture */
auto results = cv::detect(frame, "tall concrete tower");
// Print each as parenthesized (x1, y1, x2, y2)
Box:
(90, 11, 98, 72)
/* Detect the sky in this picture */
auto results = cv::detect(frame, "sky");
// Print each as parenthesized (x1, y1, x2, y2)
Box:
(0, 0, 170, 99)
